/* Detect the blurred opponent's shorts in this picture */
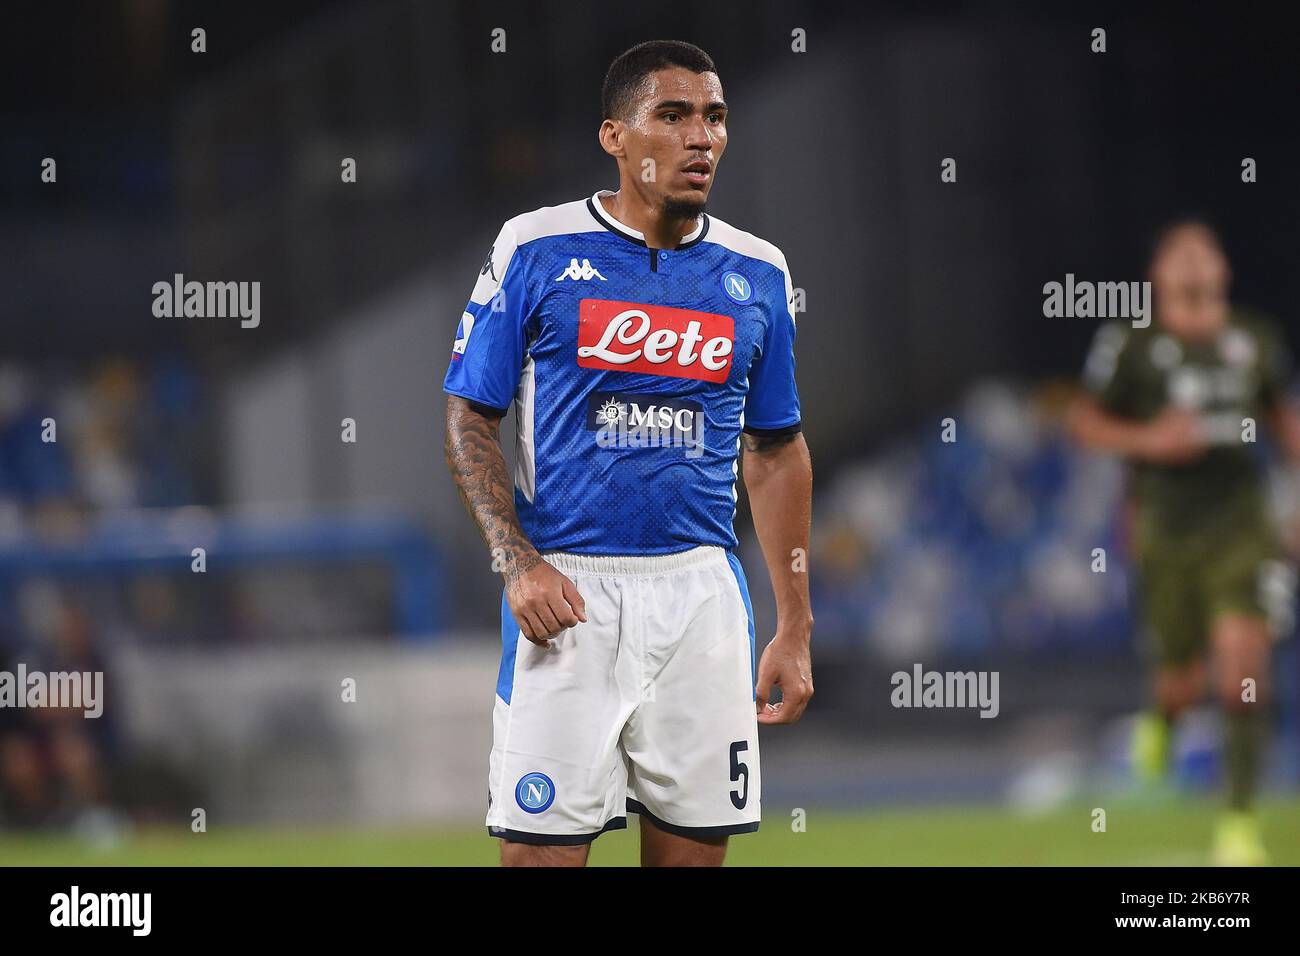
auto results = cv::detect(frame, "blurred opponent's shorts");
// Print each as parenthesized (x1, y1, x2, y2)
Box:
(1136, 523, 1296, 666)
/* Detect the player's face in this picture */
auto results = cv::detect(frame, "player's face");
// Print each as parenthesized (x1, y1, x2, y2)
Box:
(1151, 227, 1231, 341)
(620, 67, 728, 216)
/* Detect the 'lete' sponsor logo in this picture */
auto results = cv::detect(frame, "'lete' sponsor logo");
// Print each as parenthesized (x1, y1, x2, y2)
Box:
(577, 299, 734, 383)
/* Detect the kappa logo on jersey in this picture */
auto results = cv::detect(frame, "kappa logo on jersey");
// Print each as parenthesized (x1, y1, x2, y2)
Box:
(514, 772, 555, 813)
(577, 299, 735, 383)
(556, 258, 606, 282)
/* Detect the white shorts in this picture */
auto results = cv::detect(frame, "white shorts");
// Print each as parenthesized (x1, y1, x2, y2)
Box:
(486, 545, 761, 845)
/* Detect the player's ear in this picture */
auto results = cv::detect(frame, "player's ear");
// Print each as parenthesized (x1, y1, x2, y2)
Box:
(598, 119, 625, 159)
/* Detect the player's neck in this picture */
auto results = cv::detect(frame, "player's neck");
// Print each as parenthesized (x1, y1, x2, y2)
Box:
(600, 188, 700, 251)
(1156, 314, 1229, 345)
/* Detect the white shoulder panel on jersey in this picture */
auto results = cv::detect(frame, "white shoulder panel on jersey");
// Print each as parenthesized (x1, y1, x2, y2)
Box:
(703, 216, 787, 274)
(468, 220, 518, 307)
(467, 199, 602, 306)
(506, 197, 604, 246)
(705, 216, 796, 324)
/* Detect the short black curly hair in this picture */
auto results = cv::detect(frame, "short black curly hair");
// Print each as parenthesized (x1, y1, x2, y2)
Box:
(601, 40, 717, 121)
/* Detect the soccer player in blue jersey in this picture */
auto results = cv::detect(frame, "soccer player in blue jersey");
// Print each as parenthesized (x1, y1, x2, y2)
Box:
(443, 40, 813, 867)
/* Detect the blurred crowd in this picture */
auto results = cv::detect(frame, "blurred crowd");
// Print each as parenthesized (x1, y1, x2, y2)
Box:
(0, 357, 202, 829)
(810, 379, 1300, 662)
(0, 357, 204, 527)
(0, 602, 115, 830)
(0, 358, 407, 829)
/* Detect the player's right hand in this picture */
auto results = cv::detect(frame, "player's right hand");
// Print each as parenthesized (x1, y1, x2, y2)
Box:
(506, 557, 588, 645)
(1140, 406, 1206, 464)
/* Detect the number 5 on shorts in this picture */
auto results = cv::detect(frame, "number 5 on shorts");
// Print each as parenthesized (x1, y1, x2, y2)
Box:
(730, 741, 749, 809)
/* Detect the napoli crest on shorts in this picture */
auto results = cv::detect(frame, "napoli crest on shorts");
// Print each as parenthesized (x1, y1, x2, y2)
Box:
(515, 771, 556, 813)
(721, 271, 753, 304)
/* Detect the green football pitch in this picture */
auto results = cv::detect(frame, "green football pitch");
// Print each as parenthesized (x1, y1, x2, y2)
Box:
(2, 798, 1297, 866)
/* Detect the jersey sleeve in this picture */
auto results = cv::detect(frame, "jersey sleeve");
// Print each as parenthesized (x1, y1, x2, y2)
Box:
(1081, 320, 1138, 415)
(443, 220, 534, 414)
(743, 253, 801, 436)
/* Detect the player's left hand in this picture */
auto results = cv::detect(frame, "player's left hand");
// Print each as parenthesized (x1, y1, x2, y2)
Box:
(755, 627, 813, 725)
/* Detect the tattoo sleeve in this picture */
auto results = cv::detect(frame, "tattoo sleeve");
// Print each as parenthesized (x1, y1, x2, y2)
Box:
(444, 395, 540, 583)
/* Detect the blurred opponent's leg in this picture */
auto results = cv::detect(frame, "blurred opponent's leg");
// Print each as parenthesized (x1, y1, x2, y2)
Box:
(1135, 660, 1205, 785)
(1134, 541, 1206, 787)
(1209, 612, 1271, 866)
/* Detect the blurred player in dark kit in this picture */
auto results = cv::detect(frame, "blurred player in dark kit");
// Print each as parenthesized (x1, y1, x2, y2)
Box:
(1071, 221, 1300, 865)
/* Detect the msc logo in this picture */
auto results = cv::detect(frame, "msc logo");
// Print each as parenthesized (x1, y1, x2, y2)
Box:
(721, 271, 752, 304)
(587, 391, 705, 456)
(515, 772, 556, 814)
(586, 391, 702, 434)
(556, 258, 606, 282)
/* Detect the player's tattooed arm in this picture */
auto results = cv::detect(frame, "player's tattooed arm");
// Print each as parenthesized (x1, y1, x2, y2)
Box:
(742, 429, 814, 724)
(445, 396, 588, 644)
(444, 395, 541, 583)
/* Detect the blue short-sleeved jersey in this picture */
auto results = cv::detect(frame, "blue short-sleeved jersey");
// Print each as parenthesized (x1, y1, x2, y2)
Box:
(444, 190, 801, 555)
